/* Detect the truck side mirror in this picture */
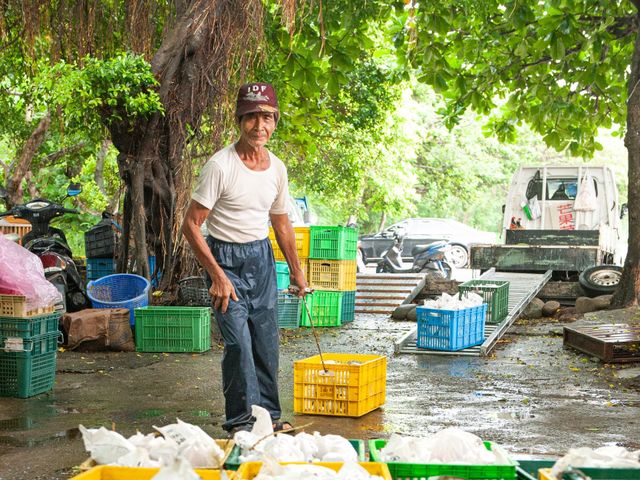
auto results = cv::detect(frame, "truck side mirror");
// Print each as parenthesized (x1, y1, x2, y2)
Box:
(501, 204, 506, 214)
(620, 203, 628, 219)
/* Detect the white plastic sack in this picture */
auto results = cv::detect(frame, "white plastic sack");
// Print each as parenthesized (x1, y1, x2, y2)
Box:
(253, 458, 383, 480)
(314, 433, 358, 463)
(79, 425, 136, 465)
(154, 419, 225, 468)
(424, 292, 484, 310)
(234, 405, 275, 451)
(574, 169, 598, 212)
(528, 196, 542, 220)
(551, 446, 640, 477)
(151, 456, 201, 480)
(380, 428, 509, 465)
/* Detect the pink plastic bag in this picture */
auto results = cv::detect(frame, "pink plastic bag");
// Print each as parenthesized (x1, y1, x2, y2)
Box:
(0, 233, 62, 309)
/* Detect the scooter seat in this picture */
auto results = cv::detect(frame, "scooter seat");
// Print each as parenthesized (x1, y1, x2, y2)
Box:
(411, 241, 447, 257)
(411, 244, 431, 256)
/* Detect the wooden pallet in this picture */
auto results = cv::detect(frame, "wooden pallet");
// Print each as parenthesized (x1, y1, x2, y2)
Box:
(564, 324, 640, 363)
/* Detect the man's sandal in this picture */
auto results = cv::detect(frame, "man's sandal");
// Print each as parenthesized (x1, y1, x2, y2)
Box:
(272, 421, 295, 434)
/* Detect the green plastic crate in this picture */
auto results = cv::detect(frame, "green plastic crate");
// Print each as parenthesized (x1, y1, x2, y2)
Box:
(516, 459, 640, 480)
(0, 312, 60, 338)
(0, 350, 57, 398)
(341, 290, 356, 323)
(276, 262, 290, 290)
(369, 439, 518, 480)
(309, 226, 358, 260)
(459, 280, 509, 324)
(134, 307, 211, 353)
(300, 291, 343, 327)
(224, 439, 365, 471)
(277, 292, 301, 329)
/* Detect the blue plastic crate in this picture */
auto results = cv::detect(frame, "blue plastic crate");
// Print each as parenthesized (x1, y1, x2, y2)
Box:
(416, 304, 487, 351)
(276, 262, 290, 291)
(341, 290, 356, 323)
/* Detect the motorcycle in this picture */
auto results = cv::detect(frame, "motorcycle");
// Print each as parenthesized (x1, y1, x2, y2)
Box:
(376, 233, 453, 279)
(0, 183, 90, 312)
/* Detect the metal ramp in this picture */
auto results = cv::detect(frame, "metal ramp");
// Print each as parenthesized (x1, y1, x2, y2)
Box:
(395, 269, 552, 356)
(356, 273, 426, 315)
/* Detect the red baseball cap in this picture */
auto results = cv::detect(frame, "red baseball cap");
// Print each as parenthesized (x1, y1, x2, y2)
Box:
(235, 82, 279, 122)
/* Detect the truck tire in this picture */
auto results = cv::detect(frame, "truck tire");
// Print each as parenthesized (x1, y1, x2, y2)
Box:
(579, 265, 623, 297)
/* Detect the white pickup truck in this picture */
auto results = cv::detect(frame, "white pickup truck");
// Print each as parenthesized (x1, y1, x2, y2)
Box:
(470, 165, 626, 295)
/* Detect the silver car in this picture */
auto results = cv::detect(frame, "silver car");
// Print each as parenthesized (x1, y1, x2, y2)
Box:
(359, 217, 497, 268)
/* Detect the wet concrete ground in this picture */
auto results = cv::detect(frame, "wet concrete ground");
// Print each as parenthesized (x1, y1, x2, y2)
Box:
(1, 308, 639, 479)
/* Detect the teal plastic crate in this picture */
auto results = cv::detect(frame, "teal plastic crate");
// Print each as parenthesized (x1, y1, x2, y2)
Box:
(341, 290, 356, 323)
(0, 312, 60, 338)
(309, 226, 358, 260)
(276, 261, 290, 290)
(1, 331, 61, 355)
(0, 350, 57, 398)
(300, 291, 343, 327)
(134, 307, 211, 353)
(277, 292, 301, 329)
(369, 439, 518, 480)
(86, 258, 116, 281)
(224, 439, 365, 471)
(416, 304, 486, 351)
(459, 280, 509, 324)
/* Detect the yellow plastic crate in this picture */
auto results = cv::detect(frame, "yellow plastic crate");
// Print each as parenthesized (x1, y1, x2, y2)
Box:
(0, 295, 55, 318)
(269, 226, 310, 261)
(71, 466, 227, 479)
(308, 260, 357, 291)
(236, 462, 392, 479)
(293, 353, 386, 417)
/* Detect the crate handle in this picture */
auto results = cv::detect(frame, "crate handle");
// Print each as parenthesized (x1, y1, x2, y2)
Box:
(2, 337, 32, 353)
(319, 370, 335, 377)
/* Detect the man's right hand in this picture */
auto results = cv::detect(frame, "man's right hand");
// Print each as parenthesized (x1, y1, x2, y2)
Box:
(210, 272, 238, 313)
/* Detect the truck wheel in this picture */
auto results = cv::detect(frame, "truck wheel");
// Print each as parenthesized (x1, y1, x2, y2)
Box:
(579, 265, 623, 297)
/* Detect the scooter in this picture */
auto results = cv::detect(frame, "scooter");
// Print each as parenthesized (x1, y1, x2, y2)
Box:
(0, 183, 90, 312)
(376, 233, 453, 279)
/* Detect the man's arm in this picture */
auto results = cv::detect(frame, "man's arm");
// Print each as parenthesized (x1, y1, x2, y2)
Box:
(181, 200, 238, 313)
(270, 213, 308, 297)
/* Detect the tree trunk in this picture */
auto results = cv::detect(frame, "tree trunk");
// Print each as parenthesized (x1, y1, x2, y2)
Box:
(378, 211, 387, 233)
(6, 113, 51, 207)
(107, 0, 263, 291)
(612, 15, 640, 308)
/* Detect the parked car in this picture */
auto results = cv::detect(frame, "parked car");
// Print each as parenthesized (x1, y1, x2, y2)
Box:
(359, 218, 497, 268)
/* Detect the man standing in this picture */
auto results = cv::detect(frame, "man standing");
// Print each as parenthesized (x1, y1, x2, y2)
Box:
(182, 82, 307, 436)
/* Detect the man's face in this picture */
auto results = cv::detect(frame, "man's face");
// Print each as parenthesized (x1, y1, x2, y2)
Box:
(239, 112, 277, 148)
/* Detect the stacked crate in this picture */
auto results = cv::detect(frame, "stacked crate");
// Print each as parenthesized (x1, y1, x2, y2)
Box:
(85, 220, 117, 282)
(304, 226, 358, 327)
(269, 227, 310, 329)
(0, 295, 60, 398)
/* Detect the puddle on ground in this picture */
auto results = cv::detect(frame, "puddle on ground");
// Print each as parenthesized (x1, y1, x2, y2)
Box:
(0, 427, 80, 448)
(488, 411, 533, 420)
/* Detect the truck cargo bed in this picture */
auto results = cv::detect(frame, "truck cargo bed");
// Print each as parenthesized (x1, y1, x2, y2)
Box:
(470, 244, 601, 272)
